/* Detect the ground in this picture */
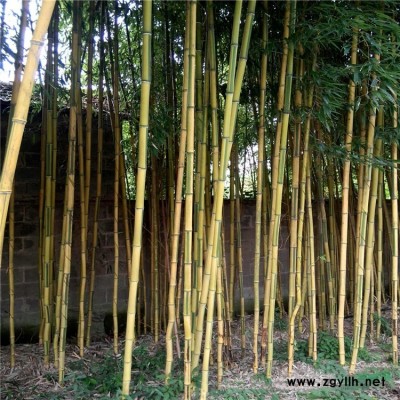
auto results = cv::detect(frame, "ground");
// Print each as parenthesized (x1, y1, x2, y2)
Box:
(1, 312, 399, 399)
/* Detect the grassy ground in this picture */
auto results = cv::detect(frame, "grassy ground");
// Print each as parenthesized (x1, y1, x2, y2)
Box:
(1, 313, 399, 399)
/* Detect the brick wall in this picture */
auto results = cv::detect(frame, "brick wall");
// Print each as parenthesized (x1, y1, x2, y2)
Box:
(11, 104, 398, 340)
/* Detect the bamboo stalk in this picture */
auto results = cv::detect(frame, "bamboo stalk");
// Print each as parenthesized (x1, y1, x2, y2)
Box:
(122, 0, 152, 394)
(349, 59, 379, 374)
(6, 0, 29, 367)
(266, 0, 296, 379)
(391, 90, 398, 365)
(58, 1, 79, 383)
(86, 0, 104, 346)
(165, 2, 190, 381)
(0, 0, 55, 265)
(288, 58, 314, 375)
(253, 4, 267, 372)
(76, 1, 86, 357)
(199, 2, 256, 397)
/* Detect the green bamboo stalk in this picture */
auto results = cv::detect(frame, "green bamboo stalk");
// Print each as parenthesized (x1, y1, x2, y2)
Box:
(86, 0, 104, 346)
(76, 1, 86, 357)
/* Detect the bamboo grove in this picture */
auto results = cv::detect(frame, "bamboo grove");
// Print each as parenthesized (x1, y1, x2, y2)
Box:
(1, 0, 400, 398)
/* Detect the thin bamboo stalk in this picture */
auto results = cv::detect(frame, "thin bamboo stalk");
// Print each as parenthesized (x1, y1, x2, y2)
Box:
(76, 1, 86, 356)
(86, 0, 104, 346)
(391, 91, 398, 365)
(165, 2, 190, 381)
(253, 5, 267, 372)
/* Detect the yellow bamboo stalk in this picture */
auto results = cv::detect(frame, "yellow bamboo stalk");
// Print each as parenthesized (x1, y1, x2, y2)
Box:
(349, 57, 379, 374)
(6, 0, 29, 367)
(58, 1, 79, 383)
(376, 169, 383, 340)
(266, 0, 296, 379)
(288, 43, 303, 322)
(338, 23, 358, 365)
(0, 0, 55, 265)
(192, 0, 245, 373)
(42, 16, 55, 364)
(192, 17, 203, 329)
(306, 162, 317, 361)
(359, 115, 383, 349)
(165, 2, 190, 381)
(262, 0, 290, 349)
(288, 60, 314, 375)
(151, 155, 159, 342)
(122, 0, 152, 394)
(216, 242, 224, 388)
(234, 147, 245, 355)
(183, 2, 197, 396)
(199, 2, 256, 397)
(253, 5, 267, 372)
(391, 91, 398, 365)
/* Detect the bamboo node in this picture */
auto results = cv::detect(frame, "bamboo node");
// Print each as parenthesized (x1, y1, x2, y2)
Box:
(12, 118, 27, 125)
(30, 39, 45, 47)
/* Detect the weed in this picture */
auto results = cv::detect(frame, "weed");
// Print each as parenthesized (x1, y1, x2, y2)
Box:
(373, 313, 392, 336)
